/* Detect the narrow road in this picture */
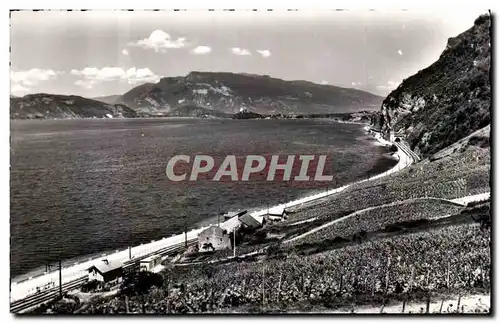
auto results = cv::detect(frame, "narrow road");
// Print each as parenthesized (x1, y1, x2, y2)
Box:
(284, 196, 472, 244)
(451, 192, 490, 205)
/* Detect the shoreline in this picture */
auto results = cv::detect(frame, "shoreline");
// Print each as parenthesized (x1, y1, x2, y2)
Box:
(10, 116, 374, 123)
(10, 122, 408, 302)
(11, 120, 387, 279)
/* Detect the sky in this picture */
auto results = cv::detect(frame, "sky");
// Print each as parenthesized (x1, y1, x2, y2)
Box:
(10, 9, 489, 98)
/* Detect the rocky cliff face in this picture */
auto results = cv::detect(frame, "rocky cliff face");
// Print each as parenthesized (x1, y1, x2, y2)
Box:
(115, 72, 383, 115)
(377, 14, 491, 157)
(10, 94, 138, 119)
(166, 104, 232, 118)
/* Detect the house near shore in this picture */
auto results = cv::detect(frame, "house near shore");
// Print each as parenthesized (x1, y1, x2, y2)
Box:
(198, 225, 232, 252)
(140, 254, 162, 272)
(88, 259, 123, 283)
(223, 210, 247, 221)
(264, 207, 288, 223)
(238, 213, 262, 229)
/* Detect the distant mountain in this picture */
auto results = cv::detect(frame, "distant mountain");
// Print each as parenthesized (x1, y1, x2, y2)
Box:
(92, 94, 122, 105)
(114, 72, 383, 115)
(377, 14, 491, 157)
(166, 104, 232, 118)
(10, 94, 138, 119)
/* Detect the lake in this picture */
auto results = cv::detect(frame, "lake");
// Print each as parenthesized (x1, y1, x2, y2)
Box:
(10, 118, 397, 278)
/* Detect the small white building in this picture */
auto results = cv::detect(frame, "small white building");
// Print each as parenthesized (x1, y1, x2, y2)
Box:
(265, 207, 288, 222)
(198, 225, 232, 252)
(88, 259, 123, 283)
(139, 254, 162, 272)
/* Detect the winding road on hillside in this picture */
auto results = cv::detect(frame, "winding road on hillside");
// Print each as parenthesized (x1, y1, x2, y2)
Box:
(284, 194, 488, 244)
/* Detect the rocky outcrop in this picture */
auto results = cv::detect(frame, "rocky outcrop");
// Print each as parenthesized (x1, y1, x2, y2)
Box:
(377, 14, 491, 158)
(166, 104, 232, 118)
(232, 111, 265, 119)
(10, 94, 138, 119)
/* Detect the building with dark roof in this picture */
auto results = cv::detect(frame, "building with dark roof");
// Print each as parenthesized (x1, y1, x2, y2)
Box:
(88, 259, 123, 283)
(265, 207, 288, 222)
(223, 210, 247, 221)
(238, 213, 262, 229)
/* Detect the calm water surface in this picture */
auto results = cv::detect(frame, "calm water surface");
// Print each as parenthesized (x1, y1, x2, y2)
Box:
(10, 118, 396, 278)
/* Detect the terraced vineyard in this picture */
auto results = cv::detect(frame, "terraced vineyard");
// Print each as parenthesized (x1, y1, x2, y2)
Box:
(77, 223, 490, 313)
(286, 148, 489, 223)
(286, 198, 466, 247)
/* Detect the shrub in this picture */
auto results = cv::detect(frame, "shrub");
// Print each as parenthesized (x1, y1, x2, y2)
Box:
(81, 280, 100, 293)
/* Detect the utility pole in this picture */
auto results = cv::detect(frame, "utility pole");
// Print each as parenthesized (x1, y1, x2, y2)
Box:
(262, 263, 266, 308)
(47, 260, 62, 299)
(59, 260, 62, 299)
(233, 228, 236, 258)
(184, 214, 188, 249)
(128, 246, 131, 260)
(218, 205, 220, 227)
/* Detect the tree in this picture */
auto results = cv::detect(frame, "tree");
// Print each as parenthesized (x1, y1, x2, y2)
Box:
(266, 242, 282, 256)
(389, 144, 398, 153)
(160, 265, 175, 313)
(121, 271, 164, 313)
(202, 242, 215, 251)
(199, 263, 218, 311)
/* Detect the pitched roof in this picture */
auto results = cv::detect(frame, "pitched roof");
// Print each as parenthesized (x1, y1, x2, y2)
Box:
(199, 225, 225, 237)
(224, 210, 247, 219)
(238, 213, 261, 228)
(88, 259, 123, 274)
(140, 254, 162, 263)
(268, 207, 286, 216)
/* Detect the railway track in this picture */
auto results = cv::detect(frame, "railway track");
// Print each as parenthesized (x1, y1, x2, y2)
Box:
(11, 238, 197, 313)
(10, 276, 88, 314)
(397, 141, 420, 163)
(123, 239, 197, 269)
